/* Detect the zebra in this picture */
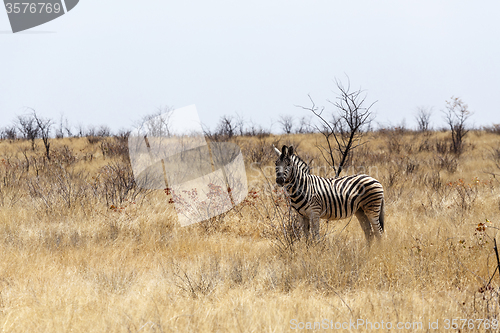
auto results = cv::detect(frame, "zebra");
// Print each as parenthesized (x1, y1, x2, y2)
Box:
(274, 145, 385, 242)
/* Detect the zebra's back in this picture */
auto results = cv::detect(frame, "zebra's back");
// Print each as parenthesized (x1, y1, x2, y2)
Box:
(311, 174, 384, 221)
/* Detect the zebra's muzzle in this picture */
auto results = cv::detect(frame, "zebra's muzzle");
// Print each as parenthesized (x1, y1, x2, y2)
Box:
(276, 176, 285, 186)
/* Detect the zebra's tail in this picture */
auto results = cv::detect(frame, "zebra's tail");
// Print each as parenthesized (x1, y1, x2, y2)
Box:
(379, 197, 385, 234)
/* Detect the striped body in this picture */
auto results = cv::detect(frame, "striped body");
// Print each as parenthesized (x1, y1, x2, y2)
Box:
(275, 145, 384, 241)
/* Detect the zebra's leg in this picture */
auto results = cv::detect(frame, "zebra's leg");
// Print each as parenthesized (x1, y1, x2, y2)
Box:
(300, 215, 311, 239)
(359, 197, 384, 238)
(355, 209, 373, 242)
(363, 204, 384, 238)
(308, 196, 322, 241)
(378, 198, 385, 235)
(310, 213, 320, 240)
(300, 213, 319, 240)
(369, 214, 384, 238)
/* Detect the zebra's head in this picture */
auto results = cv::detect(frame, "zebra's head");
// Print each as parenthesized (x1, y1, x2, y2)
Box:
(273, 145, 294, 186)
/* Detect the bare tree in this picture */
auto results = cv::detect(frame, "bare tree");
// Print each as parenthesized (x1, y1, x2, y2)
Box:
(296, 116, 313, 134)
(85, 125, 99, 144)
(96, 125, 112, 137)
(140, 106, 173, 137)
(63, 117, 73, 137)
(76, 123, 85, 138)
(443, 97, 472, 156)
(1, 125, 17, 140)
(215, 115, 237, 140)
(86, 124, 113, 144)
(243, 121, 271, 138)
(483, 124, 500, 135)
(114, 128, 131, 142)
(16, 114, 39, 150)
(235, 113, 246, 136)
(55, 114, 64, 139)
(55, 113, 72, 138)
(415, 106, 433, 132)
(32, 110, 53, 161)
(278, 115, 294, 134)
(298, 78, 374, 177)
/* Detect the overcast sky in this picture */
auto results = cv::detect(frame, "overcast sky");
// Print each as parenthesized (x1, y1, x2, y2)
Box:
(1, 0, 500, 133)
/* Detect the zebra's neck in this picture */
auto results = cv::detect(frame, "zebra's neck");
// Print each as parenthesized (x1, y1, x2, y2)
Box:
(284, 157, 310, 200)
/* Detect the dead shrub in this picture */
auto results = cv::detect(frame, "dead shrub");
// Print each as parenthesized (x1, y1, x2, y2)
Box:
(99, 138, 129, 160)
(436, 154, 458, 173)
(92, 162, 137, 206)
(483, 124, 500, 135)
(50, 145, 77, 166)
(241, 137, 274, 165)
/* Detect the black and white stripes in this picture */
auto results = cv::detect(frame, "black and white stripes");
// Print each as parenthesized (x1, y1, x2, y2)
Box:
(274, 145, 385, 241)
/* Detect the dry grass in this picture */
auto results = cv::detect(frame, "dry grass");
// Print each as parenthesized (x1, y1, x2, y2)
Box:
(1, 130, 500, 332)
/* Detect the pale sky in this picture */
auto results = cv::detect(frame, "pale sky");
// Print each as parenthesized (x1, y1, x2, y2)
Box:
(1, 0, 500, 133)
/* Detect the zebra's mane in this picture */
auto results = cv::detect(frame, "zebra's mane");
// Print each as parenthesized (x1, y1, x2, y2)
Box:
(291, 153, 311, 175)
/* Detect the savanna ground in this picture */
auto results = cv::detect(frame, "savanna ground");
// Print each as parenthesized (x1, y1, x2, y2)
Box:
(1, 129, 500, 332)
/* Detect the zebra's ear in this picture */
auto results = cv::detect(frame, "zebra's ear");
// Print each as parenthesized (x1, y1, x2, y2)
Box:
(273, 144, 281, 156)
(288, 146, 294, 156)
(281, 145, 288, 156)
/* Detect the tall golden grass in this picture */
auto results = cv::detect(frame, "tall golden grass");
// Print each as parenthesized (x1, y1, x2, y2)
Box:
(0, 130, 500, 332)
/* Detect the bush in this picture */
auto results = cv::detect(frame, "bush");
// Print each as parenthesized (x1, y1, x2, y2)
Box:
(484, 124, 500, 135)
(1, 126, 17, 140)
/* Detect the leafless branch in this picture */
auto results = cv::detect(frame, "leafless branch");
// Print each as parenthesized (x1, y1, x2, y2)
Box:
(297, 78, 375, 177)
(415, 106, 433, 132)
(442, 97, 473, 156)
(31, 109, 53, 161)
(278, 114, 294, 134)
